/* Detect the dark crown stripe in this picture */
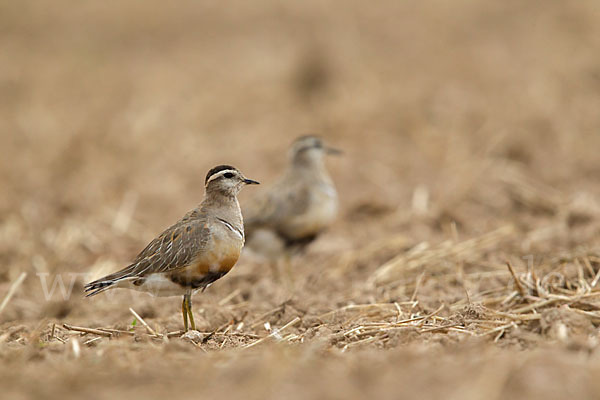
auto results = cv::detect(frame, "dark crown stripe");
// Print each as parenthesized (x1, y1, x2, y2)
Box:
(205, 164, 237, 184)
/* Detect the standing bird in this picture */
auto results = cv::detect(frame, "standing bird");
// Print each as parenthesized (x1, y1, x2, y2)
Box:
(85, 165, 259, 332)
(244, 135, 340, 256)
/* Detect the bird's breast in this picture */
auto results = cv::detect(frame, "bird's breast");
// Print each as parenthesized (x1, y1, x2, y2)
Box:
(205, 236, 243, 273)
(284, 184, 338, 239)
(167, 235, 242, 291)
(203, 222, 245, 271)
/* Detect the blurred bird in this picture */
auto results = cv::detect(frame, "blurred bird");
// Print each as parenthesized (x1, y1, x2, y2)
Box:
(85, 165, 259, 332)
(244, 135, 340, 257)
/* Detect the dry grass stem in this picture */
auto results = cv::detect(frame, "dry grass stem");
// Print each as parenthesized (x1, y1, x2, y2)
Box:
(244, 317, 302, 348)
(63, 324, 113, 337)
(129, 308, 159, 336)
(506, 262, 526, 298)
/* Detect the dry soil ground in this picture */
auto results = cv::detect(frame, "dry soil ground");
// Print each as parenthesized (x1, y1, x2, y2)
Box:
(2, 1, 600, 399)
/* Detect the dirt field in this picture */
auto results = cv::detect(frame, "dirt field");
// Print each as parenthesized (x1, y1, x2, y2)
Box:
(2, 1, 600, 399)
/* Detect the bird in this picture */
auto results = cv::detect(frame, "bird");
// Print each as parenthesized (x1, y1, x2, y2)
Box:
(243, 135, 340, 257)
(85, 165, 259, 332)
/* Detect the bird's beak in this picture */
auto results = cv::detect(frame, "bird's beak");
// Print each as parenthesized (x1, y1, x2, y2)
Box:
(244, 178, 260, 185)
(325, 146, 343, 155)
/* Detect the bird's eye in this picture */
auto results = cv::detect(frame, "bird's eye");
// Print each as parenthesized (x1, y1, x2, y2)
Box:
(223, 172, 234, 179)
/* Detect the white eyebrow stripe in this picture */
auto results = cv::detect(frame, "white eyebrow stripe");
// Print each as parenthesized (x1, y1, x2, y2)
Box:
(217, 218, 244, 240)
(206, 169, 238, 185)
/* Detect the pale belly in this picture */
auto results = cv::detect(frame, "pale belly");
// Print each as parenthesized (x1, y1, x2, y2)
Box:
(127, 274, 189, 297)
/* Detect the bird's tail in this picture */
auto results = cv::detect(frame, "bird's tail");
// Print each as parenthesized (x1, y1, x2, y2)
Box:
(84, 266, 135, 297)
(84, 280, 115, 297)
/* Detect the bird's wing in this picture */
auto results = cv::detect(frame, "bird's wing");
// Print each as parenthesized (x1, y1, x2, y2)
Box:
(90, 210, 211, 284)
(130, 211, 210, 276)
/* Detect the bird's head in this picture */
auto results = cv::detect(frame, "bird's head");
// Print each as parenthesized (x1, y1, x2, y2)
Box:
(205, 165, 259, 197)
(289, 135, 341, 167)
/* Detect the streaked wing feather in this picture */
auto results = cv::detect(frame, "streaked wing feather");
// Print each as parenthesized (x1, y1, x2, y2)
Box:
(125, 212, 210, 277)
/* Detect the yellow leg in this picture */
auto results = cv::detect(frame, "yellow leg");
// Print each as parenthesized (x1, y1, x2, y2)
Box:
(185, 293, 196, 331)
(182, 295, 189, 332)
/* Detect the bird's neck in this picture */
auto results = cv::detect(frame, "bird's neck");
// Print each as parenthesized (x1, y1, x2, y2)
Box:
(291, 153, 324, 169)
(200, 193, 243, 227)
(288, 159, 332, 183)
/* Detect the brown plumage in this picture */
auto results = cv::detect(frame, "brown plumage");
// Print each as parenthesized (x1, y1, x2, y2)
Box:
(85, 165, 259, 331)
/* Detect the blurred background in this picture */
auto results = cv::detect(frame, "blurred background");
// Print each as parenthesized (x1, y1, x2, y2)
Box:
(2, 1, 600, 399)
(2, 0, 599, 221)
